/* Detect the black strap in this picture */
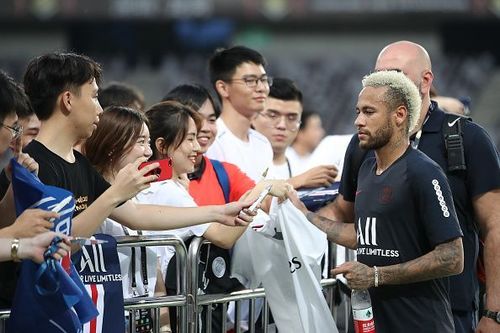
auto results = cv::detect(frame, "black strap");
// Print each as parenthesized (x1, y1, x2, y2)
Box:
(285, 158, 292, 178)
(443, 114, 470, 172)
(123, 228, 149, 296)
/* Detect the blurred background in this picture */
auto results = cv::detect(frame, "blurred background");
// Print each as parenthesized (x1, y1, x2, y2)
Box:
(1, 0, 500, 148)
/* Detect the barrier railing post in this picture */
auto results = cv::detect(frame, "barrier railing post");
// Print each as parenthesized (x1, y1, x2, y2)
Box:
(186, 236, 208, 333)
(117, 235, 188, 333)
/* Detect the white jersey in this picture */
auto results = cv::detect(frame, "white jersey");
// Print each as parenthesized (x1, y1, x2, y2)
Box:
(285, 147, 311, 174)
(307, 134, 352, 179)
(206, 118, 273, 182)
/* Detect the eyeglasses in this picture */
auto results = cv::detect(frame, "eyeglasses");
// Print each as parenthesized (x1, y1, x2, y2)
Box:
(227, 76, 273, 89)
(1, 123, 23, 140)
(258, 110, 301, 131)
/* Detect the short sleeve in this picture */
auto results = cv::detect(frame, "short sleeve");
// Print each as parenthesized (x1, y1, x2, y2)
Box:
(223, 162, 256, 202)
(463, 122, 500, 198)
(411, 161, 463, 247)
(92, 165, 111, 197)
(339, 134, 364, 202)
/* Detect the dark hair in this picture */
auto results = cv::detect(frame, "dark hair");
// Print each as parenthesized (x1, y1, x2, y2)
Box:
(298, 110, 321, 131)
(98, 82, 145, 111)
(83, 106, 148, 176)
(162, 83, 221, 117)
(0, 70, 33, 122)
(146, 101, 202, 159)
(208, 46, 267, 88)
(269, 78, 303, 103)
(23, 52, 102, 120)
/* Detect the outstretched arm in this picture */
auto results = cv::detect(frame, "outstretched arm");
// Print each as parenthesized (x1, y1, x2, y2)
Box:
(287, 165, 338, 189)
(287, 190, 357, 248)
(475, 189, 500, 333)
(331, 237, 463, 289)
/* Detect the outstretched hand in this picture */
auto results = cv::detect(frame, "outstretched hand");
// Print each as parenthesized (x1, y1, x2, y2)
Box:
(20, 232, 71, 264)
(218, 200, 257, 226)
(331, 261, 375, 290)
(265, 180, 294, 201)
(4, 139, 39, 181)
(9, 208, 58, 238)
(286, 189, 309, 215)
(112, 157, 160, 201)
(290, 165, 338, 189)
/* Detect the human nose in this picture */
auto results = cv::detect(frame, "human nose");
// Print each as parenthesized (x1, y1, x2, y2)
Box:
(97, 101, 104, 115)
(354, 113, 364, 128)
(255, 78, 268, 91)
(275, 115, 287, 129)
(193, 139, 201, 152)
(144, 144, 153, 159)
(200, 119, 210, 133)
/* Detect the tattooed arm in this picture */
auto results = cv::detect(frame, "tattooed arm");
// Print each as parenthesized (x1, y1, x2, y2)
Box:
(331, 237, 463, 289)
(306, 212, 357, 249)
(287, 190, 357, 248)
(378, 237, 463, 285)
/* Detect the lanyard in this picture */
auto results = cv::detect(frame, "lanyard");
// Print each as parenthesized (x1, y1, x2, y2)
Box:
(123, 227, 149, 297)
(285, 158, 292, 178)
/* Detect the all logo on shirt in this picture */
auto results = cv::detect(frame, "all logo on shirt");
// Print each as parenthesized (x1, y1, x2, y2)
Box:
(356, 217, 400, 258)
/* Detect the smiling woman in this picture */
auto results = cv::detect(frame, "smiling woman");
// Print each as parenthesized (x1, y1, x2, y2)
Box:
(146, 101, 203, 177)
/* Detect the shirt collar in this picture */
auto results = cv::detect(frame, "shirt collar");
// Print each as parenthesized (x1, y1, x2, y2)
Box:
(188, 156, 206, 181)
(422, 100, 445, 133)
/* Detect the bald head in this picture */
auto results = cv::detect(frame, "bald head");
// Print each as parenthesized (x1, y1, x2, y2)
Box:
(376, 41, 431, 82)
(375, 41, 433, 117)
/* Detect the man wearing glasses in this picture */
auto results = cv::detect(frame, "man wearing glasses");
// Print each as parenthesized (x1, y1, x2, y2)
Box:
(206, 45, 274, 183)
(252, 78, 337, 189)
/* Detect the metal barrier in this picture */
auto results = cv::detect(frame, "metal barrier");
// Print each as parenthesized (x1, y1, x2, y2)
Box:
(0, 234, 189, 333)
(116, 235, 188, 333)
(186, 236, 345, 333)
(0, 234, 353, 333)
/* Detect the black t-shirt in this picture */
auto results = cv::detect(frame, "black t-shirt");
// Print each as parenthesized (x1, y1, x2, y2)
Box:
(0, 140, 110, 307)
(356, 147, 462, 333)
(0, 171, 9, 200)
(340, 103, 500, 311)
(23, 140, 110, 216)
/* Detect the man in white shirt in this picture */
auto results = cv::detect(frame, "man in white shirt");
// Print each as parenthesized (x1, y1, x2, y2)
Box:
(205, 46, 273, 182)
(307, 134, 353, 181)
(252, 78, 337, 188)
(286, 110, 325, 173)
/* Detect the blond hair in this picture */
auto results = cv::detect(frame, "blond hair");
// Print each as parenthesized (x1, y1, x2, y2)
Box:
(362, 70, 421, 134)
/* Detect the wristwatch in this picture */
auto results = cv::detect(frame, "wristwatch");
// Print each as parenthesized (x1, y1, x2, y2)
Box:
(483, 310, 500, 324)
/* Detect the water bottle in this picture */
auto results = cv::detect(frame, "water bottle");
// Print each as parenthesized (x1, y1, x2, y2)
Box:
(351, 289, 376, 333)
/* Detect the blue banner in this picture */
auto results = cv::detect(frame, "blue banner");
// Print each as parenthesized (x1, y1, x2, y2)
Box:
(7, 159, 98, 333)
(73, 234, 126, 333)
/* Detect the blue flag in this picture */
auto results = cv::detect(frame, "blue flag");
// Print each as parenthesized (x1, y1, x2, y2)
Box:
(72, 234, 126, 333)
(7, 159, 98, 333)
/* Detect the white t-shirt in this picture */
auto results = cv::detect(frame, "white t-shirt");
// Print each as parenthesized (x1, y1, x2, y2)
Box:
(285, 147, 311, 175)
(97, 217, 158, 299)
(205, 118, 273, 182)
(135, 179, 210, 276)
(307, 134, 353, 180)
(267, 160, 297, 180)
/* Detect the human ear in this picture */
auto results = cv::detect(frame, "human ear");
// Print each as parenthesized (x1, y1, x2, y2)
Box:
(60, 91, 73, 112)
(215, 80, 229, 99)
(421, 70, 434, 95)
(394, 105, 408, 128)
(154, 137, 169, 159)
